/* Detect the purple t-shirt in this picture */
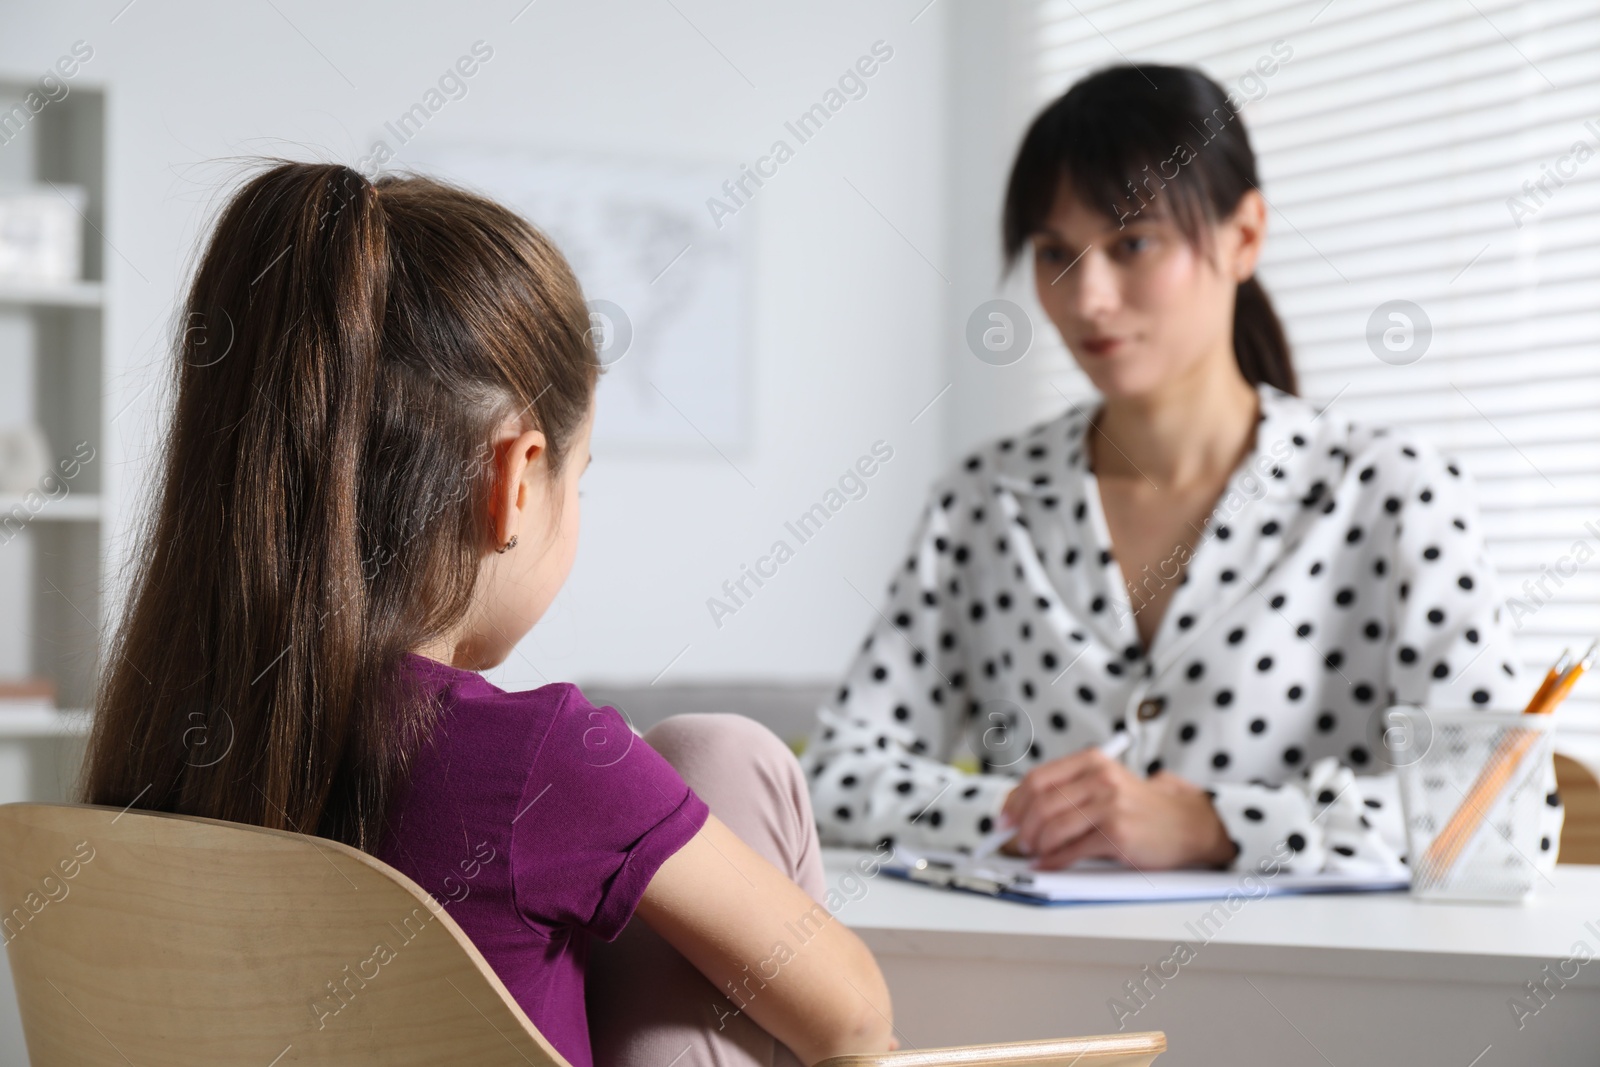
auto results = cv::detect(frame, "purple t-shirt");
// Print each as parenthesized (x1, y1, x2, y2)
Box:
(375, 654, 710, 1067)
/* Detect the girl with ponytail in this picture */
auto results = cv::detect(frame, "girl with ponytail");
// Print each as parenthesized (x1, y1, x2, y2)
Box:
(805, 65, 1556, 886)
(83, 161, 893, 1067)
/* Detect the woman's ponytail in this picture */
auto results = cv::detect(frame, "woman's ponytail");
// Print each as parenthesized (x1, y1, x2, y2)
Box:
(84, 160, 598, 849)
(1233, 276, 1297, 396)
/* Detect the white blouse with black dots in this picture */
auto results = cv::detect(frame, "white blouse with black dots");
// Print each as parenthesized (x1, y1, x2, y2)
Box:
(800, 383, 1564, 875)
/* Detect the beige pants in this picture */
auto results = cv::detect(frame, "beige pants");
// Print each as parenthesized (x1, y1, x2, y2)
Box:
(586, 714, 824, 1067)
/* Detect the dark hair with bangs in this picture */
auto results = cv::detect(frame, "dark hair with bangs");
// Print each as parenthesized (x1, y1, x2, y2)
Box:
(1002, 64, 1296, 395)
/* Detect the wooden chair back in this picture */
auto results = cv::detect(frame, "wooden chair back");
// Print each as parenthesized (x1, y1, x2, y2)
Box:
(817, 1033, 1166, 1067)
(1555, 753, 1600, 864)
(0, 802, 564, 1066)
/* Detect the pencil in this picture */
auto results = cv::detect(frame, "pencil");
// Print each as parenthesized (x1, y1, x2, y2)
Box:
(1528, 643, 1592, 716)
(1523, 648, 1572, 716)
(1418, 640, 1596, 884)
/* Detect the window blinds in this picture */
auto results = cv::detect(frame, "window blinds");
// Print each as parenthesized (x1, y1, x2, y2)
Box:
(1027, 0, 1600, 726)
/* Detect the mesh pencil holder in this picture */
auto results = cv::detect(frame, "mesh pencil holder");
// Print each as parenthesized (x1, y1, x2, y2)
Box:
(1384, 706, 1556, 903)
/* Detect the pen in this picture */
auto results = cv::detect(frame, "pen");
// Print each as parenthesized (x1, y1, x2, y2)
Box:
(971, 731, 1132, 859)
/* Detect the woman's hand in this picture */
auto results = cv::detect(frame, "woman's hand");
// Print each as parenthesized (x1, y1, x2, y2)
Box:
(997, 747, 1238, 871)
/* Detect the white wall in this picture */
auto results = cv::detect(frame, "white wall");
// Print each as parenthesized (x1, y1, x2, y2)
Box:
(0, 0, 966, 698)
(0, 5, 974, 1057)
(942, 0, 1084, 459)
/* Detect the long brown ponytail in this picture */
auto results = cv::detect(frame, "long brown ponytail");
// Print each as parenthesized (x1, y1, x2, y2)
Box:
(1002, 64, 1298, 395)
(82, 161, 598, 849)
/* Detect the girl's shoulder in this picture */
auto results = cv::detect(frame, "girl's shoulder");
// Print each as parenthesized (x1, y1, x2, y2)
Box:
(400, 657, 655, 788)
(400, 656, 583, 771)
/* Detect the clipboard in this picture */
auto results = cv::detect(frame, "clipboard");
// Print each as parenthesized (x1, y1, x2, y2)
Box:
(883, 845, 1407, 906)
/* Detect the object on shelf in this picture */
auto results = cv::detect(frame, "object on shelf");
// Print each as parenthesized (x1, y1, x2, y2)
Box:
(0, 186, 86, 283)
(0, 676, 57, 711)
(0, 423, 52, 492)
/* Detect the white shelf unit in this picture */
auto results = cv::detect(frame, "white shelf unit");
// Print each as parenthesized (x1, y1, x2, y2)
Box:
(0, 78, 105, 807)
(0, 280, 104, 309)
(0, 492, 102, 521)
(0, 707, 91, 740)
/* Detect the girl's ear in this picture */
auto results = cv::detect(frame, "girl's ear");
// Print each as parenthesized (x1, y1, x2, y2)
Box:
(492, 427, 548, 549)
(1228, 189, 1268, 281)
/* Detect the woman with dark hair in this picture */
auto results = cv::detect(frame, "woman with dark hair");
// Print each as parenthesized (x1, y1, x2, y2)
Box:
(802, 65, 1562, 875)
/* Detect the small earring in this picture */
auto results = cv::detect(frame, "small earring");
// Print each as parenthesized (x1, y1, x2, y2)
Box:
(497, 534, 519, 554)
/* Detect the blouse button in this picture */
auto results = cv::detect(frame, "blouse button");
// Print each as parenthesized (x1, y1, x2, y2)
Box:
(1137, 697, 1166, 721)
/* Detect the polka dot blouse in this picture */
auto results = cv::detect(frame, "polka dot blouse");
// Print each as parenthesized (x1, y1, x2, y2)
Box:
(800, 383, 1564, 875)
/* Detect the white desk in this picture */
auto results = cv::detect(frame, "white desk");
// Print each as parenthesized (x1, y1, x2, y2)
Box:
(822, 849, 1600, 1067)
